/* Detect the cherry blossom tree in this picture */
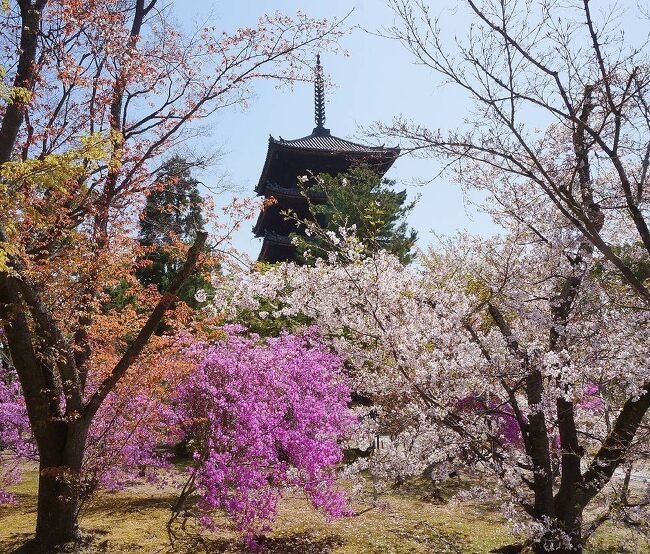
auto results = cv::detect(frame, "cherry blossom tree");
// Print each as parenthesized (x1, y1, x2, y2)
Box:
(0, 0, 345, 547)
(213, 215, 650, 552)
(361, 1, 650, 551)
(376, 0, 650, 301)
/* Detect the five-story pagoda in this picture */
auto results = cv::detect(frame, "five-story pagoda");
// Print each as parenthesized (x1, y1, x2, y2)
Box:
(253, 55, 400, 262)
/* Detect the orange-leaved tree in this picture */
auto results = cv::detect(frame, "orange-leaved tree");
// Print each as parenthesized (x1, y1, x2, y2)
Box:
(0, 0, 344, 548)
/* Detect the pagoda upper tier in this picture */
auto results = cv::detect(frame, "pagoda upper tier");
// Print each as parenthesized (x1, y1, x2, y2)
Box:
(253, 55, 400, 263)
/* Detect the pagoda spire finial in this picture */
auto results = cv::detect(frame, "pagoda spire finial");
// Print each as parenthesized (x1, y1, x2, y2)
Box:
(313, 54, 328, 135)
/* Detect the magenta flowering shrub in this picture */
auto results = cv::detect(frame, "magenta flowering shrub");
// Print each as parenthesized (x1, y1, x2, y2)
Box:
(174, 329, 354, 542)
(0, 371, 33, 457)
(0, 368, 35, 503)
(1, 329, 355, 545)
(80, 386, 179, 494)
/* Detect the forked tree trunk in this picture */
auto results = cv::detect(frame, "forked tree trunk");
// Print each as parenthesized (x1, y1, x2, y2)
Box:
(34, 422, 89, 549)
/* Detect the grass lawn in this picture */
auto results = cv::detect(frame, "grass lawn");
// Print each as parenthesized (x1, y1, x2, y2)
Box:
(1, 465, 647, 553)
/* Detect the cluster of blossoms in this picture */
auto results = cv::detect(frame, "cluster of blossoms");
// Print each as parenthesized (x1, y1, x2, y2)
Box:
(81, 387, 180, 493)
(0, 362, 178, 502)
(212, 224, 650, 546)
(0, 369, 36, 503)
(172, 327, 354, 543)
(1, 328, 355, 545)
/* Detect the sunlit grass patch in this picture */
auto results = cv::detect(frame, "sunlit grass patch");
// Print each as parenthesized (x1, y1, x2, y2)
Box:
(0, 469, 648, 553)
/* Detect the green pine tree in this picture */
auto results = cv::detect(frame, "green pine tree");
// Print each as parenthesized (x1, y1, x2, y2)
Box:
(137, 156, 207, 307)
(295, 165, 418, 264)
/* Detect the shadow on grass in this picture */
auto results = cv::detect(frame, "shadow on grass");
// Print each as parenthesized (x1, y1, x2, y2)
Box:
(1, 533, 109, 554)
(166, 530, 343, 553)
(390, 520, 468, 553)
(396, 475, 502, 507)
(0, 534, 35, 554)
(80, 491, 178, 515)
(246, 532, 342, 554)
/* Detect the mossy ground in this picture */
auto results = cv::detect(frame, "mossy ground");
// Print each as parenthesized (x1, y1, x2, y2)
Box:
(0, 466, 647, 553)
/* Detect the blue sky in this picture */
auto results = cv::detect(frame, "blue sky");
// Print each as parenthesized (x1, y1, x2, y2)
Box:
(168, 0, 497, 258)
(171, 1, 644, 258)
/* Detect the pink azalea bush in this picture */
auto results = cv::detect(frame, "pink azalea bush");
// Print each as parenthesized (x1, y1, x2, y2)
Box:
(0, 362, 177, 502)
(1, 328, 355, 546)
(0, 368, 36, 503)
(173, 327, 354, 543)
(80, 387, 179, 494)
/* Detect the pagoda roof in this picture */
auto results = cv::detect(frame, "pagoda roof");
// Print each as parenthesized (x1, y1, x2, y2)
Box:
(255, 55, 399, 196)
(271, 129, 399, 155)
(255, 130, 399, 194)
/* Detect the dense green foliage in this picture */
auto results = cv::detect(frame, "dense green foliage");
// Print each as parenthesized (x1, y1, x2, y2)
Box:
(295, 165, 418, 264)
(137, 156, 207, 307)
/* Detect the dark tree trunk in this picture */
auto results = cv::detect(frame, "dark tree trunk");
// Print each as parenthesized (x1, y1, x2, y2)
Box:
(33, 422, 89, 549)
(533, 524, 583, 554)
(35, 465, 80, 546)
(0, 0, 46, 164)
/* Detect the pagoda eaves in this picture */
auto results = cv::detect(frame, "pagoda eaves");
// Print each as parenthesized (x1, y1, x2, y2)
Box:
(255, 131, 399, 196)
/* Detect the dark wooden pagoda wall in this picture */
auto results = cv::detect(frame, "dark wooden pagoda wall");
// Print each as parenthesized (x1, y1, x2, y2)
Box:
(265, 151, 391, 189)
(257, 196, 312, 236)
(255, 144, 398, 263)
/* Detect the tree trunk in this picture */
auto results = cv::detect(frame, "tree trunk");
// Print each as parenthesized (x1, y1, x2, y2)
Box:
(533, 517, 583, 554)
(34, 422, 89, 549)
(554, 489, 584, 554)
(35, 465, 81, 546)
